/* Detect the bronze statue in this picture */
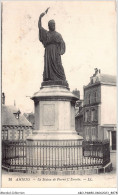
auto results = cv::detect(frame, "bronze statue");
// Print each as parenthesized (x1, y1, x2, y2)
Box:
(38, 8, 66, 82)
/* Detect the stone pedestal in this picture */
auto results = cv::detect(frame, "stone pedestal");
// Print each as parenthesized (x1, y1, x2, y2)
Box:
(26, 83, 83, 173)
(31, 84, 80, 138)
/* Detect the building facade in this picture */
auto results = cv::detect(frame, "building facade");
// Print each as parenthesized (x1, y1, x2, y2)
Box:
(2, 94, 33, 141)
(83, 69, 116, 150)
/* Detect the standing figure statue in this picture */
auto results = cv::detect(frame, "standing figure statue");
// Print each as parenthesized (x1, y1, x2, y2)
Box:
(38, 8, 66, 82)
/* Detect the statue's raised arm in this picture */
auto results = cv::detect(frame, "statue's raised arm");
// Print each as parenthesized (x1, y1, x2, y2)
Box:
(38, 8, 50, 28)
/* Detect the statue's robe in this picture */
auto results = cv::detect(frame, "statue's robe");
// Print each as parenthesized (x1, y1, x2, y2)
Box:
(39, 26, 66, 81)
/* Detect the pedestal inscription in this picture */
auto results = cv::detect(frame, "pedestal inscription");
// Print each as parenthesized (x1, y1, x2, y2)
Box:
(43, 104, 55, 126)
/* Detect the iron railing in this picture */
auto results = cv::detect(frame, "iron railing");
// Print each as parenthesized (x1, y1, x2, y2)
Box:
(82, 140, 110, 166)
(2, 139, 110, 172)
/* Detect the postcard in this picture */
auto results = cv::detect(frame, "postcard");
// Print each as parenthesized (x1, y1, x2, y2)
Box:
(1, 0, 117, 192)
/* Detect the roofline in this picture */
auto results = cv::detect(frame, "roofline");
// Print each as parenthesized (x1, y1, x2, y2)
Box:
(2, 125, 33, 128)
(84, 81, 116, 89)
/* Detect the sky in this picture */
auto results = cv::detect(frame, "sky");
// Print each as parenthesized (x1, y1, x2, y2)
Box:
(2, 1, 116, 113)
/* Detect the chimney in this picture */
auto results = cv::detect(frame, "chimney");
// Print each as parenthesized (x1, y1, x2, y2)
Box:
(2, 93, 5, 104)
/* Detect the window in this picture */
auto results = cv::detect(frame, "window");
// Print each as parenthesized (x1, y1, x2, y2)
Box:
(91, 127, 96, 141)
(4, 130, 8, 140)
(13, 110, 21, 119)
(91, 108, 98, 122)
(85, 111, 88, 122)
(20, 130, 23, 139)
(85, 110, 89, 122)
(91, 109, 95, 122)
(88, 110, 91, 122)
(86, 127, 90, 141)
(18, 130, 23, 140)
(88, 94, 91, 104)
(94, 109, 97, 121)
(18, 130, 20, 139)
(94, 92, 97, 102)
(85, 110, 91, 122)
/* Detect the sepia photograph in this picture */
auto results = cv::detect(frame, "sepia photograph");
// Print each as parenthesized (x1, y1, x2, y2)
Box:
(1, 0, 117, 191)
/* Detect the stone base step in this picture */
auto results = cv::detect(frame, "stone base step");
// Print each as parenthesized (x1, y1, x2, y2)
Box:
(2, 162, 112, 175)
